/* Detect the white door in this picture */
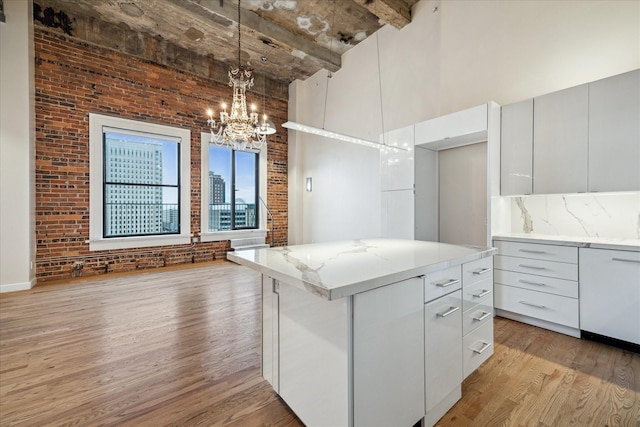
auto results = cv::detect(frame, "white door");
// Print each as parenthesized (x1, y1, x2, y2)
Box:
(438, 142, 487, 247)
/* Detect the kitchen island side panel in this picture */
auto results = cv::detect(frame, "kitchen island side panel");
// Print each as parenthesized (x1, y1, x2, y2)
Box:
(278, 279, 351, 427)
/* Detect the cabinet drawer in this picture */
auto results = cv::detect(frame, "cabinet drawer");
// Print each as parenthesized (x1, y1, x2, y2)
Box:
(463, 319, 493, 379)
(494, 269, 578, 298)
(462, 257, 493, 286)
(494, 240, 577, 263)
(462, 303, 493, 336)
(424, 265, 462, 303)
(462, 277, 493, 312)
(494, 255, 578, 281)
(495, 284, 579, 328)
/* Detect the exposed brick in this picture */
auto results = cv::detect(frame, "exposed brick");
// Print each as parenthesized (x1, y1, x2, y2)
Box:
(35, 29, 289, 281)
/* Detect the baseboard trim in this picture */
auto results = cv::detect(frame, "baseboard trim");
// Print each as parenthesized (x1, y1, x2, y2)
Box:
(581, 330, 640, 354)
(495, 309, 580, 338)
(0, 278, 36, 293)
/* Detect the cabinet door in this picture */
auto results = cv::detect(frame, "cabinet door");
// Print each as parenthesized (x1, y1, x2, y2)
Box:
(425, 290, 462, 414)
(354, 277, 425, 427)
(381, 125, 414, 191)
(501, 99, 533, 195)
(381, 189, 414, 239)
(588, 69, 640, 192)
(579, 248, 640, 345)
(533, 84, 588, 194)
(415, 104, 488, 147)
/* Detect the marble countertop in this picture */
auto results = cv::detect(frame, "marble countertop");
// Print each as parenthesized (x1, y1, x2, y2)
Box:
(227, 238, 496, 300)
(492, 233, 640, 252)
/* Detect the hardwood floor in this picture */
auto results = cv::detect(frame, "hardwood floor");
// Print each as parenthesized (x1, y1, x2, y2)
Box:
(1, 262, 638, 426)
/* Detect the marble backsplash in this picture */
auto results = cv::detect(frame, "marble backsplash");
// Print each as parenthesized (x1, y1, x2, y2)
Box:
(507, 192, 640, 240)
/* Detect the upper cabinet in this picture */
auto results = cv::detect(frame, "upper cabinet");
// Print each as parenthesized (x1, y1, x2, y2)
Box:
(501, 99, 533, 195)
(500, 69, 640, 195)
(415, 104, 488, 149)
(588, 69, 640, 192)
(533, 84, 589, 194)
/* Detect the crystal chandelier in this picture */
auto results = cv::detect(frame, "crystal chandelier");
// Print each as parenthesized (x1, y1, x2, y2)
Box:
(207, 0, 275, 151)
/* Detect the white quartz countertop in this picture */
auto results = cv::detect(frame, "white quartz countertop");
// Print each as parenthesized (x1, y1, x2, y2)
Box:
(227, 238, 496, 300)
(492, 233, 640, 252)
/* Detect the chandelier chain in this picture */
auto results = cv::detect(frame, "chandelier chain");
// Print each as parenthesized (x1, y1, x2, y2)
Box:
(237, 0, 241, 68)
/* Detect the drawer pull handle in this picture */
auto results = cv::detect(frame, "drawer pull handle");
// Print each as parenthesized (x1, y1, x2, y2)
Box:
(437, 306, 460, 318)
(518, 263, 546, 270)
(473, 311, 492, 322)
(473, 268, 492, 275)
(518, 300, 545, 309)
(519, 279, 546, 287)
(473, 289, 492, 298)
(612, 257, 640, 264)
(435, 279, 460, 288)
(519, 249, 546, 254)
(471, 341, 492, 354)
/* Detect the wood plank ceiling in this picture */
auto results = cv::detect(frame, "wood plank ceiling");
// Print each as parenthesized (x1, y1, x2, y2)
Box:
(32, 0, 419, 84)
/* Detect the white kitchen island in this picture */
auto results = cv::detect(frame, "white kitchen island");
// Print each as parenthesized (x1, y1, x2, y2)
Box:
(228, 238, 496, 427)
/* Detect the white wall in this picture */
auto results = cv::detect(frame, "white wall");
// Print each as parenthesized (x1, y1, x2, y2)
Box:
(0, 0, 36, 292)
(289, 0, 640, 244)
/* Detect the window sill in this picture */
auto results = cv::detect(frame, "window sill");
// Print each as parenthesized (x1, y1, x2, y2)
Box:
(200, 229, 267, 243)
(88, 234, 191, 251)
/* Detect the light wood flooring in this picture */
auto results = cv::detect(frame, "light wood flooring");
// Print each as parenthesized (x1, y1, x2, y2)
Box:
(1, 262, 638, 426)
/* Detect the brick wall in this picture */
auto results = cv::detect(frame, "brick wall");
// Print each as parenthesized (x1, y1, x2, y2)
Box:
(34, 28, 289, 282)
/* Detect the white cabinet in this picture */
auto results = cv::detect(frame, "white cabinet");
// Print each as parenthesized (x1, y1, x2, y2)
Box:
(461, 257, 493, 378)
(381, 125, 414, 191)
(354, 277, 424, 427)
(579, 248, 640, 345)
(415, 104, 488, 149)
(588, 69, 640, 192)
(533, 84, 589, 194)
(501, 99, 533, 195)
(493, 240, 580, 337)
(424, 290, 462, 426)
(271, 276, 425, 427)
(381, 189, 414, 239)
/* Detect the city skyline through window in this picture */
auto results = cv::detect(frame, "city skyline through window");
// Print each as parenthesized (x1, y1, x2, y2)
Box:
(208, 146, 258, 231)
(103, 131, 180, 237)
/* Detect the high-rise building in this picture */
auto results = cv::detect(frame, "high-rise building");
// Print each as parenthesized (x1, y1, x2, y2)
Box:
(209, 172, 225, 204)
(104, 136, 169, 236)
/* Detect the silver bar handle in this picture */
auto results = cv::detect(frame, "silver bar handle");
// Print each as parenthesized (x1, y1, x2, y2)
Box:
(471, 341, 491, 354)
(612, 257, 640, 264)
(519, 263, 546, 270)
(272, 280, 279, 294)
(519, 279, 546, 287)
(472, 311, 492, 322)
(519, 249, 546, 254)
(473, 268, 492, 275)
(435, 279, 460, 288)
(473, 289, 492, 298)
(437, 306, 460, 318)
(518, 300, 545, 309)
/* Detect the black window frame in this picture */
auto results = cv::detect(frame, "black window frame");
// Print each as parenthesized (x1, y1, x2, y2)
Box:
(102, 131, 181, 238)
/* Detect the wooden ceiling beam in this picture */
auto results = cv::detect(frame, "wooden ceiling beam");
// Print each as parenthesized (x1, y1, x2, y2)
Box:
(353, 0, 413, 29)
(178, 0, 342, 73)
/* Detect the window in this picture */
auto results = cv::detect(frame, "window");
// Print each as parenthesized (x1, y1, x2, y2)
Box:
(89, 114, 191, 251)
(200, 132, 267, 241)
